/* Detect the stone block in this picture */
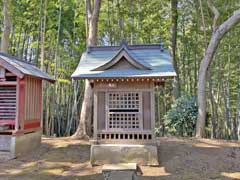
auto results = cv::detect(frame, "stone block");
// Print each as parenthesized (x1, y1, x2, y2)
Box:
(91, 144, 159, 166)
(0, 130, 42, 159)
(0, 135, 11, 151)
(12, 130, 42, 156)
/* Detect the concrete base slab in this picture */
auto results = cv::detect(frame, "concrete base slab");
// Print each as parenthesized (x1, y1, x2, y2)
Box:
(91, 144, 159, 166)
(0, 130, 42, 158)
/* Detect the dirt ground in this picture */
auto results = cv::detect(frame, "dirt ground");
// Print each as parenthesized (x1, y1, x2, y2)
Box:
(0, 137, 240, 180)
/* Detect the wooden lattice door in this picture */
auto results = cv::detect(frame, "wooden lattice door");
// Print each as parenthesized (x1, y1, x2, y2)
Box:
(106, 92, 142, 131)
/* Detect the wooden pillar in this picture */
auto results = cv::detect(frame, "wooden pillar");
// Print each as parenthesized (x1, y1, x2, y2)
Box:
(150, 82, 156, 140)
(150, 89, 155, 137)
(15, 79, 19, 131)
(93, 89, 97, 139)
(40, 81, 43, 128)
(17, 77, 25, 130)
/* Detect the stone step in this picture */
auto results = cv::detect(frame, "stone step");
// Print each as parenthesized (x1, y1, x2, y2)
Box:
(102, 163, 138, 180)
(102, 163, 137, 171)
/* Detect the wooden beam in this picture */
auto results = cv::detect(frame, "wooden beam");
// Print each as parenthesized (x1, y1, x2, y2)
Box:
(0, 81, 17, 86)
(24, 120, 41, 129)
(12, 127, 42, 136)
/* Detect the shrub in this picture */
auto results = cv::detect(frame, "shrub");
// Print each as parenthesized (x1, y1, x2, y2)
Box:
(164, 95, 198, 136)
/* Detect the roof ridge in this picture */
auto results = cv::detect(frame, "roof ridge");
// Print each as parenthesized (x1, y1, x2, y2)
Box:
(0, 52, 36, 66)
(88, 43, 165, 52)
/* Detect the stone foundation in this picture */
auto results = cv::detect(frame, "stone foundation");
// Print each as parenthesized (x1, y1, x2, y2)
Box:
(90, 144, 159, 166)
(0, 130, 42, 158)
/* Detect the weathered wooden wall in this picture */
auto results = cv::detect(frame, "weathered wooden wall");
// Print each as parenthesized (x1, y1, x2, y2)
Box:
(93, 81, 155, 143)
(23, 76, 42, 129)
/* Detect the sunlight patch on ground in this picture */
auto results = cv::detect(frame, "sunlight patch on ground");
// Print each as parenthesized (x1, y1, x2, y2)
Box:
(193, 142, 220, 148)
(0, 168, 23, 175)
(42, 137, 90, 148)
(30, 161, 101, 177)
(221, 172, 240, 179)
(20, 161, 38, 168)
(195, 138, 240, 148)
(140, 166, 170, 177)
(41, 168, 65, 175)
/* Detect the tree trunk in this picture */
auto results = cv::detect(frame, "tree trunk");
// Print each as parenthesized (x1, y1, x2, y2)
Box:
(87, 0, 101, 46)
(40, 0, 47, 71)
(171, 0, 180, 99)
(199, 0, 217, 138)
(196, 5, 240, 138)
(136, 0, 141, 44)
(73, 0, 101, 138)
(237, 61, 240, 140)
(1, 0, 12, 53)
(129, 0, 133, 44)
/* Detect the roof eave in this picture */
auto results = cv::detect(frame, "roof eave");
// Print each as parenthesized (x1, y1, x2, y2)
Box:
(21, 74, 55, 83)
(71, 75, 176, 80)
(0, 55, 55, 83)
(0, 57, 24, 78)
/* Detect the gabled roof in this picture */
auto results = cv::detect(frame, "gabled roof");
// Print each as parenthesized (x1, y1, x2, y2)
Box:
(71, 42, 176, 79)
(0, 53, 55, 83)
(92, 44, 151, 71)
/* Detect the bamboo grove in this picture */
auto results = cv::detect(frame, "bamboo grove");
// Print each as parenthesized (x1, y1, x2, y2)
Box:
(0, 0, 240, 140)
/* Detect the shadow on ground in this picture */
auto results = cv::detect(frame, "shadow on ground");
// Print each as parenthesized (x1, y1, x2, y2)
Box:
(0, 137, 240, 180)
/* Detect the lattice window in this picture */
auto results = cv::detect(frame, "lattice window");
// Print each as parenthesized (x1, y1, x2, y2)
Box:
(109, 113, 140, 129)
(0, 86, 16, 121)
(107, 92, 142, 130)
(108, 92, 140, 109)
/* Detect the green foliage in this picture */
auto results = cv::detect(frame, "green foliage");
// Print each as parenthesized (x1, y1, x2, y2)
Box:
(164, 95, 198, 137)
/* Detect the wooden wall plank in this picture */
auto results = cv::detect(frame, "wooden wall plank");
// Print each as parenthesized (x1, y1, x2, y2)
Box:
(18, 78, 25, 130)
(142, 91, 151, 130)
(97, 91, 106, 130)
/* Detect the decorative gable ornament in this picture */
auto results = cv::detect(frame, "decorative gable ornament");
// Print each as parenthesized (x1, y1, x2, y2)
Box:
(92, 43, 151, 71)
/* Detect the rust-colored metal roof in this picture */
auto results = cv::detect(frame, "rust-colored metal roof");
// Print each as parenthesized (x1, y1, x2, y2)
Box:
(0, 53, 55, 83)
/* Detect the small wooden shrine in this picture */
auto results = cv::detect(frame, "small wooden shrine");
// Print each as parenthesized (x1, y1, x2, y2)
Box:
(72, 41, 176, 165)
(0, 53, 54, 158)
